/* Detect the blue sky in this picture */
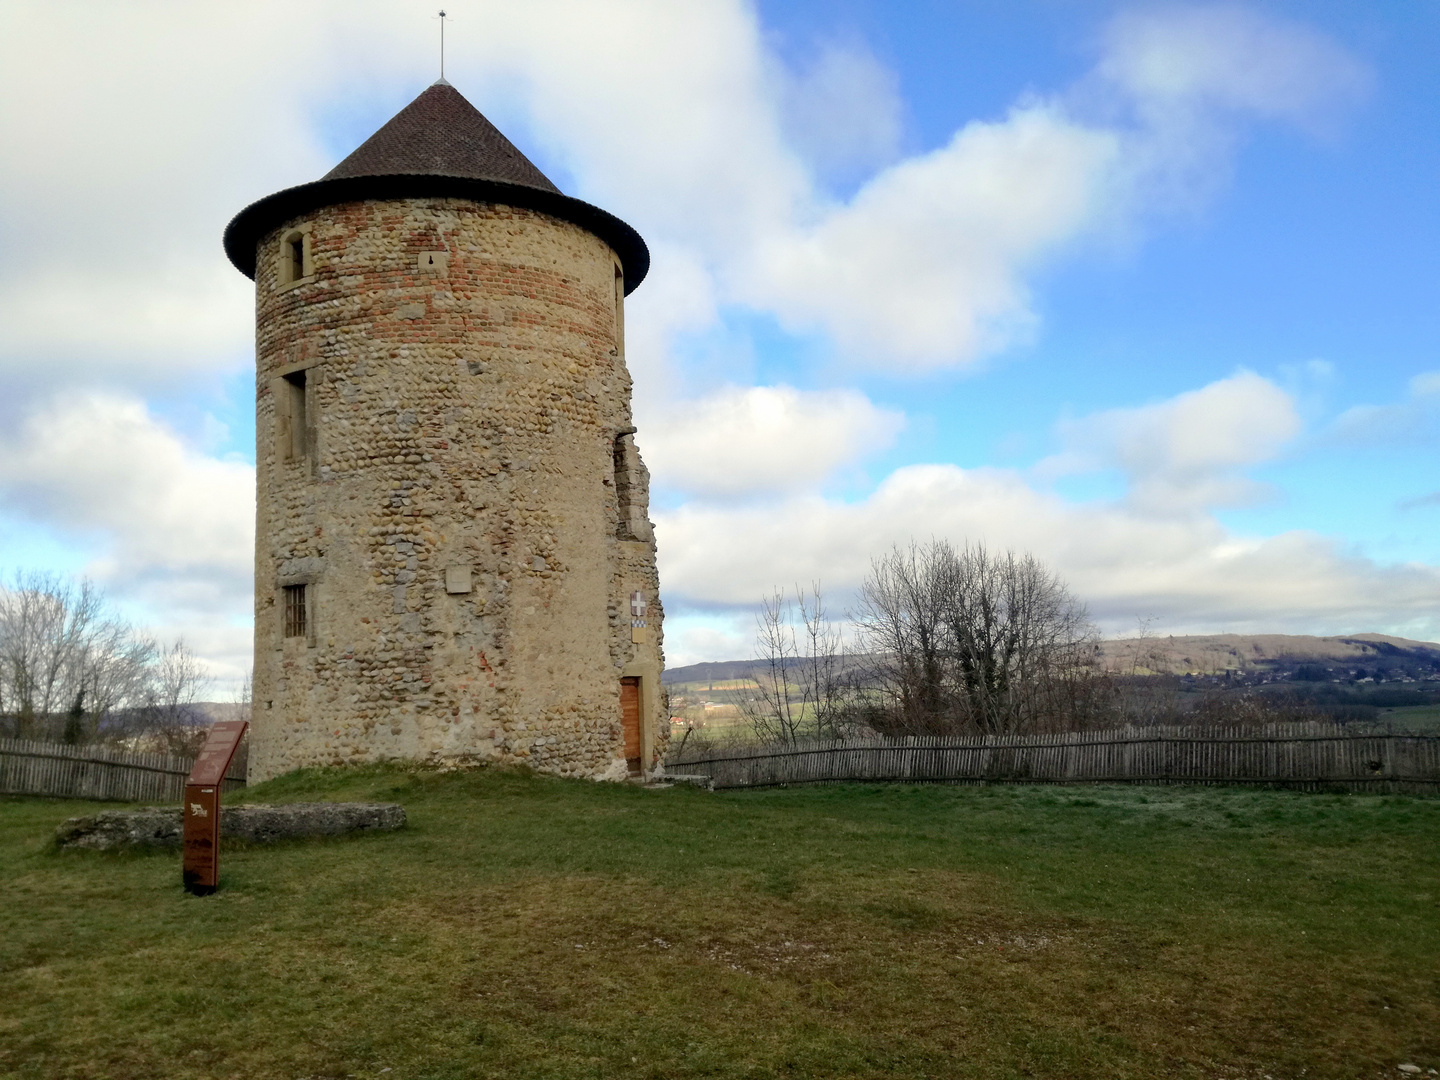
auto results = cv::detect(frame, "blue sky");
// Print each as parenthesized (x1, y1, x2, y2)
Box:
(1, 0, 1437, 679)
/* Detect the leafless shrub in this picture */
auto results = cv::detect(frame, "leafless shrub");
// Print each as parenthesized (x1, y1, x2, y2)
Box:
(1180, 689, 1332, 728)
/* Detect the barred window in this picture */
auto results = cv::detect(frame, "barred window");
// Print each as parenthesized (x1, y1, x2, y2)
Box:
(283, 584, 308, 639)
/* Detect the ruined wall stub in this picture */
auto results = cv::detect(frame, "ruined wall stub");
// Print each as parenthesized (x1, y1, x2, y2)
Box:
(246, 196, 664, 782)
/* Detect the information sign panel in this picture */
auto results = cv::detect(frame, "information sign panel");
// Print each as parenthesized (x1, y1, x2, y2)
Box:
(182, 720, 248, 895)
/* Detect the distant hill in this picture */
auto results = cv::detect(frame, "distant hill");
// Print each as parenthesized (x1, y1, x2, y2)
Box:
(1101, 633, 1440, 676)
(662, 659, 770, 686)
(664, 633, 1440, 685)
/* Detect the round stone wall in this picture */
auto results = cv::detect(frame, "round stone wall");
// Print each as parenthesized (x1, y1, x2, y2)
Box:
(249, 196, 665, 782)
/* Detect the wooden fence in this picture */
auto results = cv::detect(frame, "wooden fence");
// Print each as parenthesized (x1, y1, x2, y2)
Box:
(0, 738, 246, 803)
(666, 723, 1440, 794)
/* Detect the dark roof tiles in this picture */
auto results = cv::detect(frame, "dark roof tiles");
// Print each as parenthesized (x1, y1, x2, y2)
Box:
(324, 81, 560, 193)
(225, 80, 648, 292)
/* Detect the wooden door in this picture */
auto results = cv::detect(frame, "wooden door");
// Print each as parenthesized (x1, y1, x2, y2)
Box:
(620, 677, 642, 774)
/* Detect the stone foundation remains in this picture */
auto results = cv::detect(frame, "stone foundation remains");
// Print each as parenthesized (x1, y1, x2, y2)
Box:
(55, 803, 407, 851)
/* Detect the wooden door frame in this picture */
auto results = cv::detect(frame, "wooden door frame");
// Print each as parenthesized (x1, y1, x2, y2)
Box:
(619, 660, 660, 777)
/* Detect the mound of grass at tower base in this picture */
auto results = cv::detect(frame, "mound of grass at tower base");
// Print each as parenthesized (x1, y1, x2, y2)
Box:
(2, 768, 1437, 1080)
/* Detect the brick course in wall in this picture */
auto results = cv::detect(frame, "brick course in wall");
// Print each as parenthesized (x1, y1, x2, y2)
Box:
(248, 196, 664, 782)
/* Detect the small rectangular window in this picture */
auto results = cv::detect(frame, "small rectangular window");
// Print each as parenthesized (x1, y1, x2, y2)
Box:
(279, 229, 310, 287)
(283, 584, 308, 639)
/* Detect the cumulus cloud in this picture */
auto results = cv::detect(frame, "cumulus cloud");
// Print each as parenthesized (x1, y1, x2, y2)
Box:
(0, 1, 1373, 393)
(657, 461, 1440, 640)
(0, 1, 1402, 675)
(747, 105, 1121, 367)
(732, 3, 1365, 370)
(657, 373, 1439, 647)
(0, 393, 254, 617)
(0, 4, 346, 393)
(642, 385, 904, 497)
(445, 2, 1368, 372)
(1046, 371, 1301, 513)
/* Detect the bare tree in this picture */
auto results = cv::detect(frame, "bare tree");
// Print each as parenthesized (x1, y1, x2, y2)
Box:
(0, 573, 116, 739)
(139, 641, 212, 756)
(0, 571, 207, 748)
(1109, 617, 1181, 727)
(856, 546, 954, 733)
(855, 541, 1106, 735)
(741, 583, 856, 745)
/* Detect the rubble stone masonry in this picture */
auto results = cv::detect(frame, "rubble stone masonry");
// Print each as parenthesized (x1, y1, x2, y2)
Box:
(249, 196, 664, 782)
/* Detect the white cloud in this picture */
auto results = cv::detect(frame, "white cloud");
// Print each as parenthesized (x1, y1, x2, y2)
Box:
(0, 393, 254, 618)
(657, 461, 1440, 641)
(1329, 369, 1440, 446)
(1098, 4, 1371, 129)
(747, 105, 1121, 368)
(777, 39, 904, 179)
(1047, 371, 1301, 513)
(662, 613, 754, 669)
(656, 372, 1440, 655)
(0, 0, 1373, 398)
(1409, 371, 1440, 398)
(623, 242, 722, 408)
(642, 385, 904, 497)
(0, 3, 348, 393)
(0, 1, 1404, 678)
(460, 0, 809, 259)
(446, 2, 1368, 372)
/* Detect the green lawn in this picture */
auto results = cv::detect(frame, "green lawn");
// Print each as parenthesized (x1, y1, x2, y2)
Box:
(1380, 704, 1440, 733)
(2, 768, 1438, 1079)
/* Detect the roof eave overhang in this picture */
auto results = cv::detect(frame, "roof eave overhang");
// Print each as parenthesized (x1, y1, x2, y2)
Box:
(222, 173, 650, 294)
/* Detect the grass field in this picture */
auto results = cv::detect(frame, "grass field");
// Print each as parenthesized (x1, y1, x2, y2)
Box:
(1380, 705, 1440, 733)
(2, 768, 1438, 1080)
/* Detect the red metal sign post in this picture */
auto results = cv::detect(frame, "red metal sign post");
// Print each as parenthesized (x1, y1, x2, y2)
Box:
(182, 720, 248, 896)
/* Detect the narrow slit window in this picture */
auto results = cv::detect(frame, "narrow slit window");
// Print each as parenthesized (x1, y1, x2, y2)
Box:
(283, 369, 307, 460)
(283, 584, 308, 639)
(289, 235, 305, 282)
(613, 263, 625, 356)
(613, 435, 628, 538)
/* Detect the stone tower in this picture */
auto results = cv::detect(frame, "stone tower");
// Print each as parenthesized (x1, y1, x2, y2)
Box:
(223, 81, 664, 783)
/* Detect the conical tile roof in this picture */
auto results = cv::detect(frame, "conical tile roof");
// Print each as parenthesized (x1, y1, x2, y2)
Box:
(224, 81, 647, 292)
(323, 81, 560, 192)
